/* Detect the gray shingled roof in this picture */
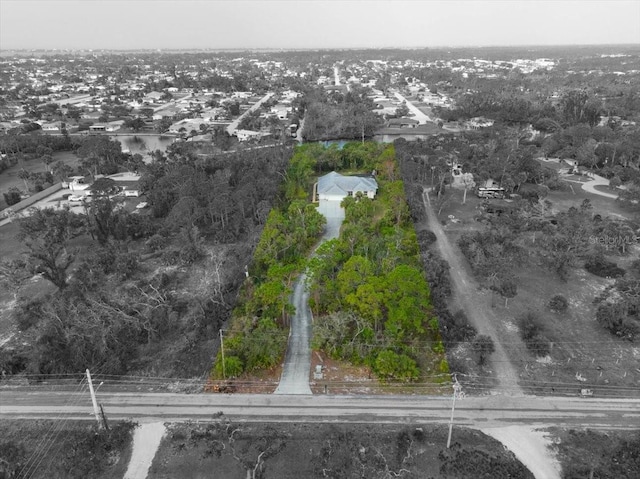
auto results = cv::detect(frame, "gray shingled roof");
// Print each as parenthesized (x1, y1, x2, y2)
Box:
(317, 171, 378, 196)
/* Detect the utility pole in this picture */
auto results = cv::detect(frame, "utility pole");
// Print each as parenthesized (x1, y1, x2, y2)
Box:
(219, 329, 226, 380)
(446, 374, 464, 449)
(86, 369, 102, 429)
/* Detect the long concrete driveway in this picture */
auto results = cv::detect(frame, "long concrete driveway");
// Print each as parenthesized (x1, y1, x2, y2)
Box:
(274, 272, 313, 395)
(274, 202, 344, 394)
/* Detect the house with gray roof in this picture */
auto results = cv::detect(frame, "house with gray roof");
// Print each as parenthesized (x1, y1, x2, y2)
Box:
(315, 171, 378, 202)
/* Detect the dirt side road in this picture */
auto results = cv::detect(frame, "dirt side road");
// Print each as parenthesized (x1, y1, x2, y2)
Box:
(422, 189, 524, 395)
(124, 422, 166, 479)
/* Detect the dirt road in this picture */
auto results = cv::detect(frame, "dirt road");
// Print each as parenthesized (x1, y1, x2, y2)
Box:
(422, 189, 524, 395)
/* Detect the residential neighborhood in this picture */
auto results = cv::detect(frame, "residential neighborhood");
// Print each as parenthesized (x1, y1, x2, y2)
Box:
(1, 4, 640, 475)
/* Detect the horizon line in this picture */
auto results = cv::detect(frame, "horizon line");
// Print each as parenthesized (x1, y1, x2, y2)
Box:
(0, 43, 640, 56)
(1, 42, 639, 54)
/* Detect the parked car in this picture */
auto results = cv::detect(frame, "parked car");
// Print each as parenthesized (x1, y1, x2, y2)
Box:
(67, 194, 86, 205)
(135, 201, 148, 209)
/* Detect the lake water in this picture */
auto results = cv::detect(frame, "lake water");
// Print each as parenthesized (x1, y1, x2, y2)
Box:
(318, 140, 350, 149)
(110, 134, 175, 154)
(373, 133, 433, 143)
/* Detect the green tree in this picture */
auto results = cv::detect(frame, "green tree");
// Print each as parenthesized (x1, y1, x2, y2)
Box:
(18, 207, 84, 289)
(395, 102, 410, 118)
(560, 90, 601, 127)
(124, 117, 145, 132)
(76, 136, 123, 177)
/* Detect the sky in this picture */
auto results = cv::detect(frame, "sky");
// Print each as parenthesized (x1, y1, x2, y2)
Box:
(1, 0, 639, 51)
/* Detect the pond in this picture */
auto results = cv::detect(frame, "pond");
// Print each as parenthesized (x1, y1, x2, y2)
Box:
(372, 133, 434, 143)
(110, 134, 176, 154)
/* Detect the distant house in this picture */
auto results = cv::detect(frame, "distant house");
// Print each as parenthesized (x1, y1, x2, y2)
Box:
(270, 104, 291, 120)
(152, 106, 182, 121)
(315, 171, 378, 202)
(476, 178, 506, 199)
(81, 111, 102, 121)
(235, 129, 268, 142)
(467, 117, 495, 129)
(41, 121, 63, 132)
(89, 120, 123, 132)
(144, 91, 164, 104)
(65, 176, 91, 192)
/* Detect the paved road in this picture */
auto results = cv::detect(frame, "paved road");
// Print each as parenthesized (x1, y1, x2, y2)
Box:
(392, 91, 432, 124)
(423, 189, 524, 395)
(275, 202, 344, 394)
(226, 92, 274, 136)
(1, 390, 638, 429)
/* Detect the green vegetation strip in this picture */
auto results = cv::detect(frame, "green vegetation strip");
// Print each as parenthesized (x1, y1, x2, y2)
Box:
(215, 142, 447, 384)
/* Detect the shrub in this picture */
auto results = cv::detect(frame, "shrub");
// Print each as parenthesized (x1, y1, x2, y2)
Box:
(517, 310, 552, 356)
(113, 252, 139, 280)
(441, 309, 477, 343)
(446, 356, 468, 375)
(13, 295, 48, 331)
(161, 249, 181, 266)
(215, 355, 244, 378)
(145, 233, 168, 252)
(517, 311, 543, 341)
(3, 187, 22, 206)
(471, 335, 495, 366)
(416, 229, 437, 248)
(438, 358, 450, 374)
(585, 253, 625, 278)
(528, 334, 552, 357)
(548, 294, 569, 313)
(629, 259, 640, 277)
(596, 303, 639, 341)
(374, 350, 419, 381)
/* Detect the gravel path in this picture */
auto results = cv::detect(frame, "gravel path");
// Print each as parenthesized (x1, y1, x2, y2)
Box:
(422, 188, 524, 395)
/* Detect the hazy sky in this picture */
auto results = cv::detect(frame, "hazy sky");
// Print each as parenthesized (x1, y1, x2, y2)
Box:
(1, 0, 639, 50)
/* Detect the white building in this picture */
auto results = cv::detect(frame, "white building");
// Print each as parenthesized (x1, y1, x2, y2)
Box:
(316, 171, 378, 201)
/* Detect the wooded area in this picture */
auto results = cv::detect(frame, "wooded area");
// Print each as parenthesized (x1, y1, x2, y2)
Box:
(0, 141, 292, 378)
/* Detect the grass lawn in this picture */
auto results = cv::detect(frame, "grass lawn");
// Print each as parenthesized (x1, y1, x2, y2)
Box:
(0, 150, 81, 210)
